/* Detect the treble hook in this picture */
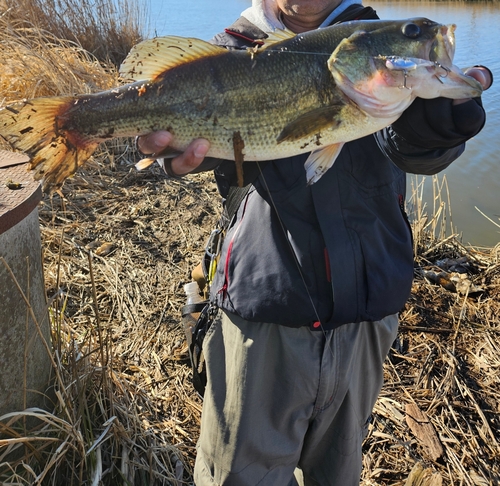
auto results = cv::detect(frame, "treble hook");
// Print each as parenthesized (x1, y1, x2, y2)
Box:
(402, 69, 409, 89)
(384, 56, 415, 90)
(433, 62, 451, 84)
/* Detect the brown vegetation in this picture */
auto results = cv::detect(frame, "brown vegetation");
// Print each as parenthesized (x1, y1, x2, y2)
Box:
(2, 156, 498, 485)
(0, 4, 498, 484)
(1, 0, 147, 67)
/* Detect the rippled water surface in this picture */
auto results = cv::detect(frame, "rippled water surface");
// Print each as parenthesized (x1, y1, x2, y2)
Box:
(146, 0, 500, 246)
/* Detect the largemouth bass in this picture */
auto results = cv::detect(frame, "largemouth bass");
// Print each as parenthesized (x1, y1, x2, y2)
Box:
(0, 18, 483, 191)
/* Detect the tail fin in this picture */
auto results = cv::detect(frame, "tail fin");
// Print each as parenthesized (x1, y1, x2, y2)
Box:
(0, 97, 99, 192)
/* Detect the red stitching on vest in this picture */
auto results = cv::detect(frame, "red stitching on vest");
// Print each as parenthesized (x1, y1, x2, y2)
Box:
(224, 29, 265, 46)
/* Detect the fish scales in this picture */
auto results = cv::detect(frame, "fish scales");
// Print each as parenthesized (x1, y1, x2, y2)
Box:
(61, 44, 342, 158)
(0, 18, 483, 190)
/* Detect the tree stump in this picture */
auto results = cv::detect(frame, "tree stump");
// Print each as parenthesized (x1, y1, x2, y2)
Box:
(0, 153, 52, 439)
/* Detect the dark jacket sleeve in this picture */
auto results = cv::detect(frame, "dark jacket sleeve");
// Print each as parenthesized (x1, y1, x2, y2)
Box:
(184, 156, 224, 173)
(376, 96, 486, 175)
(157, 155, 222, 178)
(374, 126, 465, 175)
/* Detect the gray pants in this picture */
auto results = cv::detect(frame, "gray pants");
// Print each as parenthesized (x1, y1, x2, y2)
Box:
(193, 310, 399, 486)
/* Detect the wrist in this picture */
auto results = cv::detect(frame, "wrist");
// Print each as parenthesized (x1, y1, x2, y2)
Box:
(160, 158, 183, 179)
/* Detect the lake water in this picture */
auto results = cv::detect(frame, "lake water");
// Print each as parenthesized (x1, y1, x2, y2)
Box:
(144, 0, 500, 247)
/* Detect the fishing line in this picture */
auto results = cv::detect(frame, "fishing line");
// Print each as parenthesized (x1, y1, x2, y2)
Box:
(255, 161, 368, 429)
(255, 161, 337, 353)
(261, 50, 331, 56)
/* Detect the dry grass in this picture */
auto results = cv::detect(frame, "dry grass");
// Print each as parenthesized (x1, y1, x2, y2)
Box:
(1, 158, 217, 485)
(2, 156, 499, 485)
(1, 0, 147, 67)
(0, 8, 499, 485)
(360, 175, 500, 485)
(0, 21, 119, 102)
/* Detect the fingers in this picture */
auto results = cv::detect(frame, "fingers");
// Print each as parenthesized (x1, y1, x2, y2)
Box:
(452, 65, 493, 106)
(137, 130, 173, 155)
(464, 66, 493, 91)
(136, 131, 210, 176)
(171, 139, 210, 175)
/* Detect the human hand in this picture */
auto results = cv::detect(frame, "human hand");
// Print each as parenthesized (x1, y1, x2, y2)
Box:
(137, 131, 210, 176)
(391, 65, 492, 150)
(452, 65, 493, 105)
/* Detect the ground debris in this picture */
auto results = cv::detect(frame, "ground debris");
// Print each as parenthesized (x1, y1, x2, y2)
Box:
(2, 154, 499, 485)
(364, 227, 500, 485)
(405, 403, 443, 461)
(404, 462, 443, 486)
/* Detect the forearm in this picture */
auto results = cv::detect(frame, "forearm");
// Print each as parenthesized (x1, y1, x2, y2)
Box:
(375, 127, 465, 175)
(377, 95, 486, 175)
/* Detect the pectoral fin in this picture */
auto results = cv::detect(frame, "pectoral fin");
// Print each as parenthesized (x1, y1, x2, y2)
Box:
(304, 143, 344, 185)
(135, 157, 157, 170)
(277, 105, 343, 143)
(135, 146, 183, 170)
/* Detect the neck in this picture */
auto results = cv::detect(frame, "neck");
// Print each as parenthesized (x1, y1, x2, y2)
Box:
(280, 14, 324, 32)
(278, 1, 343, 33)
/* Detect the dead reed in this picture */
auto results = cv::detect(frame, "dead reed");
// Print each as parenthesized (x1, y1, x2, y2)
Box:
(2, 155, 498, 485)
(363, 176, 500, 484)
(0, 16, 120, 102)
(1, 0, 147, 67)
(1, 158, 217, 485)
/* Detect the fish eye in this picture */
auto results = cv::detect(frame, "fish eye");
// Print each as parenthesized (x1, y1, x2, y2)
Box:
(402, 23, 421, 39)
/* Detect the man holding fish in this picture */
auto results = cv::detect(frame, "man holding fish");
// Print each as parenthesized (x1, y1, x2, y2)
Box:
(0, 0, 489, 483)
(137, 0, 491, 485)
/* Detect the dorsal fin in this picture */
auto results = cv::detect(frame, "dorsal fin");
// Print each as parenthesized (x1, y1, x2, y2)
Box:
(119, 36, 227, 82)
(260, 28, 296, 50)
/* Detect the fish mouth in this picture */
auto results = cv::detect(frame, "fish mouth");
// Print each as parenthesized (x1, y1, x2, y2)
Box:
(439, 64, 484, 98)
(429, 24, 456, 66)
(427, 24, 483, 98)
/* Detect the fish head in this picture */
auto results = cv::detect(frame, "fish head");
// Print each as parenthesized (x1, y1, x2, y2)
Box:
(327, 18, 483, 118)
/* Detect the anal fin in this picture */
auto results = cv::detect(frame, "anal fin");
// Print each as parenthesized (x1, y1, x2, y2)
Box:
(135, 157, 157, 170)
(305, 143, 344, 185)
(135, 143, 183, 171)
